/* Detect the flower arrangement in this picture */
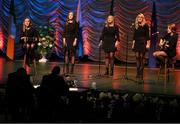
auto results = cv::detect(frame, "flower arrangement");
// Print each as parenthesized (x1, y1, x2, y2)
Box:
(37, 25, 54, 62)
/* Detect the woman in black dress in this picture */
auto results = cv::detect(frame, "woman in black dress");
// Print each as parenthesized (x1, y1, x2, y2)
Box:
(100, 15, 120, 76)
(132, 13, 150, 82)
(63, 12, 79, 74)
(153, 24, 178, 65)
(20, 18, 38, 72)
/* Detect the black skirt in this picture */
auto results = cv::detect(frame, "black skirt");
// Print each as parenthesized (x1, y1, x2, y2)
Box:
(102, 38, 116, 53)
(133, 37, 147, 53)
(64, 37, 76, 56)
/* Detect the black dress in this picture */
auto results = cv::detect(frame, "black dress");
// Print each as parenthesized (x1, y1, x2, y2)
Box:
(20, 26, 38, 45)
(63, 22, 79, 54)
(100, 25, 120, 53)
(133, 24, 149, 53)
(162, 33, 178, 58)
(20, 26, 39, 62)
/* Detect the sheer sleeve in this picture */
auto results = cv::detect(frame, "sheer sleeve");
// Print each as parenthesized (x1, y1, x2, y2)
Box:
(169, 33, 178, 50)
(33, 27, 39, 43)
(100, 26, 105, 41)
(62, 24, 67, 39)
(115, 25, 120, 42)
(20, 28, 24, 44)
(133, 29, 136, 41)
(75, 22, 79, 39)
(145, 24, 150, 41)
(27, 27, 39, 43)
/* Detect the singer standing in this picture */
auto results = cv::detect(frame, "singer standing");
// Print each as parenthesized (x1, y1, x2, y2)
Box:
(63, 12, 79, 75)
(132, 13, 150, 83)
(100, 15, 120, 76)
(20, 18, 39, 73)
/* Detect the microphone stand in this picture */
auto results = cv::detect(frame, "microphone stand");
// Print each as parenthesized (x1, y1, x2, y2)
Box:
(120, 32, 129, 80)
(94, 43, 103, 78)
(90, 41, 105, 79)
(98, 44, 102, 76)
(120, 26, 136, 83)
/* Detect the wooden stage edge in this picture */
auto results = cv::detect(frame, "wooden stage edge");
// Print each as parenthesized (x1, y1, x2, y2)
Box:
(1, 57, 180, 96)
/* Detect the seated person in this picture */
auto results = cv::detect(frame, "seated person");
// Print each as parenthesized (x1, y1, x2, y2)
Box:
(153, 23, 178, 66)
(37, 65, 69, 121)
(5, 68, 35, 121)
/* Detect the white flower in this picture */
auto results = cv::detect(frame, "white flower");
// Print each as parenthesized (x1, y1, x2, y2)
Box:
(49, 44, 53, 48)
(41, 37, 46, 41)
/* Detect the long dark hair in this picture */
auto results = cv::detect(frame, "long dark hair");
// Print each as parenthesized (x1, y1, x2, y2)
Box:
(65, 12, 76, 26)
(22, 17, 32, 32)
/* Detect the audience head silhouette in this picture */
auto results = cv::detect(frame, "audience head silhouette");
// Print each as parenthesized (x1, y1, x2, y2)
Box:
(51, 66, 60, 75)
(16, 67, 27, 76)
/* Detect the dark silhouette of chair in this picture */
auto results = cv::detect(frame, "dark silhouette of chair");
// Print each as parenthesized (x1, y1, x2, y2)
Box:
(157, 57, 176, 83)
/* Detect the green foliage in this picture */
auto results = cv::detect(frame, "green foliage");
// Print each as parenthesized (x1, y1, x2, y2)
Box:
(37, 24, 54, 56)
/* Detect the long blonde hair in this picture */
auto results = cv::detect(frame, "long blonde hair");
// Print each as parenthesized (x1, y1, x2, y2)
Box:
(105, 15, 115, 27)
(135, 13, 146, 29)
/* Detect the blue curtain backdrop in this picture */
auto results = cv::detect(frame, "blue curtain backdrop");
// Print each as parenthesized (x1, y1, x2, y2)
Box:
(0, 0, 179, 63)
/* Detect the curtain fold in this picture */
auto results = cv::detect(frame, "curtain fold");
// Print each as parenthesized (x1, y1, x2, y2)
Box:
(0, 0, 179, 62)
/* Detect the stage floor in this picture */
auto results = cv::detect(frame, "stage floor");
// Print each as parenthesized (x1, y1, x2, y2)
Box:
(1, 57, 180, 96)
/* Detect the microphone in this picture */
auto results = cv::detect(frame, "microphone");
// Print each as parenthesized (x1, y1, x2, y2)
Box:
(152, 31, 159, 35)
(98, 40, 102, 47)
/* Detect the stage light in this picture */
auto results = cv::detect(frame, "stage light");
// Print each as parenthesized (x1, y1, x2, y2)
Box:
(69, 87, 78, 91)
(33, 84, 40, 89)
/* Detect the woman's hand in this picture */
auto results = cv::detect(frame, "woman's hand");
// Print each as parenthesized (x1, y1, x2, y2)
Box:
(146, 40, 150, 49)
(159, 39, 164, 47)
(115, 41, 119, 48)
(132, 40, 135, 49)
(21, 37, 27, 42)
(31, 43, 35, 48)
(63, 38, 67, 47)
(21, 37, 25, 40)
(73, 39, 77, 47)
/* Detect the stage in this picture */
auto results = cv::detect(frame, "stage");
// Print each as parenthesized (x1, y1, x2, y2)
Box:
(0, 57, 180, 96)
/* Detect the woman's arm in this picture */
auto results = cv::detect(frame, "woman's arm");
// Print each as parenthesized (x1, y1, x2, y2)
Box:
(145, 24, 150, 41)
(115, 26, 120, 42)
(63, 24, 67, 47)
(168, 34, 178, 50)
(115, 26, 120, 47)
(132, 29, 136, 49)
(73, 22, 79, 47)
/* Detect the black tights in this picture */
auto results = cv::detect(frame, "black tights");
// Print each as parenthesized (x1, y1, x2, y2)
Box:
(24, 44, 35, 65)
(64, 51, 75, 74)
(135, 52, 145, 78)
(23, 44, 37, 74)
(105, 52, 115, 69)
